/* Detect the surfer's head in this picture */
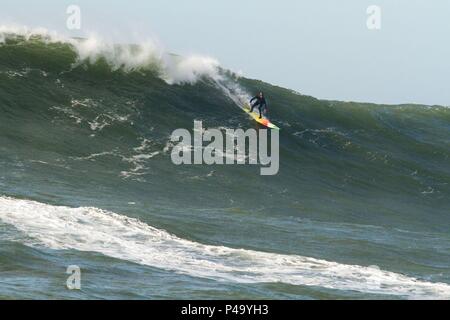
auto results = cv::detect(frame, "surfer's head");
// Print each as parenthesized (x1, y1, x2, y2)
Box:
(259, 92, 264, 98)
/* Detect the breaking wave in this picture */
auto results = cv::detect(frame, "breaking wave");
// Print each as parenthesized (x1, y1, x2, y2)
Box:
(1, 196, 449, 299)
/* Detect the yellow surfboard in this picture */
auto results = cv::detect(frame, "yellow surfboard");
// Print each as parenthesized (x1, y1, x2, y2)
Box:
(243, 104, 280, 130)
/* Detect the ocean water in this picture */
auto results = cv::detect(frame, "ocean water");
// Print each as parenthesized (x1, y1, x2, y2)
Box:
(0, 28, 450, 300)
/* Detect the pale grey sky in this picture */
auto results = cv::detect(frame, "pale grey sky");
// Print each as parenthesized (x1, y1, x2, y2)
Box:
(1, 0, 449, 106)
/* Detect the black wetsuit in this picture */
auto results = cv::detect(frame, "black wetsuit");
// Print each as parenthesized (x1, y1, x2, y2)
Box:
(250, 96, 267, 118)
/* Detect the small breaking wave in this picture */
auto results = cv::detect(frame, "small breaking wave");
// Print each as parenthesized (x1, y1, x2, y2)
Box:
(0, 196, 449, 299)
(0, 24, 221, 85)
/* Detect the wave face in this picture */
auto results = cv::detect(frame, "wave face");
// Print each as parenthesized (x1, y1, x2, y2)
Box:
(1, 29, 450, 299)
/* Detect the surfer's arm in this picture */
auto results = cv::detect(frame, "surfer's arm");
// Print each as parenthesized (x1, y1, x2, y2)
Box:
(250, 96, 257, 103)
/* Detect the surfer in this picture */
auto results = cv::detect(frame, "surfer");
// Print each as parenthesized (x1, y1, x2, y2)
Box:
(250, 92, 268, 119)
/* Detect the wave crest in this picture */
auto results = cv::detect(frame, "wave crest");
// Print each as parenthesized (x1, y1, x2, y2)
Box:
(0, 24, 221, 84)
(1, 196, 449, 299)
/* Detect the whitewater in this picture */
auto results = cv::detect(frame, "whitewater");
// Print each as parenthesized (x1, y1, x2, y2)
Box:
(0, 24, 223, 85)
(1, 196, 449, 299)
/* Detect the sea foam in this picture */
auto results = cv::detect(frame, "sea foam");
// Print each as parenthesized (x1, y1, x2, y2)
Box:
(1, 196, 449, 299)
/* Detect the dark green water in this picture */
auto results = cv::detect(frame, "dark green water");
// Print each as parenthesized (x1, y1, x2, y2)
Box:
(0, 33, 449, 300)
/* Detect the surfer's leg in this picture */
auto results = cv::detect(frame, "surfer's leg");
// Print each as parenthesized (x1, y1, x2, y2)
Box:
(250, 102, 257, 112)
(258, 105, 263, 118)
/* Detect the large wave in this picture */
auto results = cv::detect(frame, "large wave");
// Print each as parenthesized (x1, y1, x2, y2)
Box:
(1, 25, 450, 299)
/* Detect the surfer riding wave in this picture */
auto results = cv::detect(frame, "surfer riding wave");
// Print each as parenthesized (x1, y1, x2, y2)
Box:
(250, 92, 268, 119)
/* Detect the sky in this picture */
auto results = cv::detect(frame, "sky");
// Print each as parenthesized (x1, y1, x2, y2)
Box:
(1, 0, 449, 106)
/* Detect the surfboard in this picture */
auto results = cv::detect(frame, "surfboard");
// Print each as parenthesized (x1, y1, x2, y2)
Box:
(243, 104, 280, 130)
